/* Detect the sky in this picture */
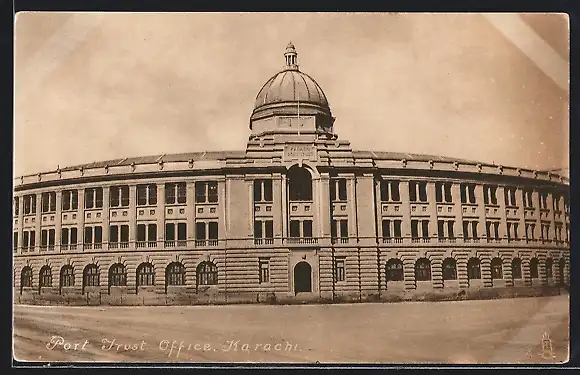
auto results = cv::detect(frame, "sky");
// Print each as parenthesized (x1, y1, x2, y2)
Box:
(14, 12, 569, 177)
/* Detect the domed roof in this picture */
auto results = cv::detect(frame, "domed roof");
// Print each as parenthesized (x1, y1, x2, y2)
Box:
(251, 43, 332, 122)
(254, 69, 329, 109)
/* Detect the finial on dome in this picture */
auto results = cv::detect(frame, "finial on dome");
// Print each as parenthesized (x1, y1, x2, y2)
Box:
(284, 41, 299, 70)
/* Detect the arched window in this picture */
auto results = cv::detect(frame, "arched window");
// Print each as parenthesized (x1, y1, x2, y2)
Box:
(166, 262, 186, 286)
(385, 259, 404, 282)
(21, 266, 33, 288)
(39, 265, 52, 287)
(511, 258, 522, 279)
(530, 257, 539, 279)
(545, 258, 553, 278)
(60, 265, 74, 287)
(196, 261, 218, 286)
(467, 258, 481, 279)
(442, 258, 457, 280)
(109, 263, 127, 287)
(491, 257, 503, 279)
(415, 258, 431, 281)
(83, 264, 100, 288)
(137, 263, 155, 286)
(288, 166, 312, 201)
(558, 258, 567, 285)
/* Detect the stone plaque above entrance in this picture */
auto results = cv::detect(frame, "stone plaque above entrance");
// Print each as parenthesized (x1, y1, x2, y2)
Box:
(284, 144, 317, 162)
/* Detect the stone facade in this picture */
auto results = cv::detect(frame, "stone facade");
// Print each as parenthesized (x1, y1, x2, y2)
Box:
(12, 43, 570, 305)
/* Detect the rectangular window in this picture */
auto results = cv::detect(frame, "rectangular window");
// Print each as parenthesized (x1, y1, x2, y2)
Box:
(165, 223, 175, 242)
(410, 181, 428, 202)
(335, 257, 346, 282)
(24, 194, 36, 215)
(382, 220, 391, 238)
(411, 220, 419, 239)
(23, 231, 29, 251)
(61, 228, 69, 245)
(70, 228, 77, 245)
(48, 229, 55, 248)
(208, 222, 218, 240)
(447, 220, 455, 239)
(463, 221, 469, 239)
(30, 230, 36, 249)
(471, 221, 478, 239)
(13, 232, 18, 252)
(331, 178, 347, 201)
(523, 189, 534, 208)
(493, 222, 500, 239)
(84, 188, 103, 209)
(165, 182, 187, 205)
(14, 197, 19, 216)
(41, 192, 56, 213)
(380, 181, 400, 202)
(290, 220, 300, 238)
(437, 220, 445, 239)
(421, 220, 429, 239)
(110, 225, 119, 243)
(120, 225, 128, 243)
(110, 185, 130, 207)
(540, 191, 548, 210)
(254, 220, 263, 239)
(137, 224, 146, 242)
(196, 222, 206, 240)
(303, 220, 313, 238)
(137, 185, 147, 206)
(148, 224, 157, 242)
(94, 226, 102, 244)
(177, 223, 187, 241)
(84, 227, 93, 244)
(393, 220, 402, 238)
(409, 182, 417, 202)
(166, 184, 176, 205)
(484, 185, 498, 205)
(340, 220, 348, 239)
(264, 221, 273, 239)
(259, 258, 270, 283)
(62, 191, 71, 210)
(505, 187, 518, 207)
(196, 181, 219, 203)
(435, 183, 453, 203)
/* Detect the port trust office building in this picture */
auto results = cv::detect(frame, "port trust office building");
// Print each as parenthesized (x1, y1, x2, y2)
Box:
(13, 44, 570, 304)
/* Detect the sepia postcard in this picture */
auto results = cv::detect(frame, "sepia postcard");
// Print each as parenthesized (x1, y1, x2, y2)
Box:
(12, 12, 570, 365)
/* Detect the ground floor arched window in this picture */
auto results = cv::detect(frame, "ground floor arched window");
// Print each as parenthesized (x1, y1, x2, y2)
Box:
(109, 263, 127, 287)
(21, 266, 33, 288)
(137, 263, 155, 286)
(39, 265, 52, 287)
(545, 258, 553, 278)
(83, 264, 100, 288)
(60, 265, 74, 287)
(442, 258, 457, 280)
(491, 257, 503, 279)
(386, 259, 404, 282)
(415, 258, 431, 281)
(511, 258, 522, 279)
(197, 261, 218, 286)
(467, 258, 481, 279)
(166, 262, 186, 286)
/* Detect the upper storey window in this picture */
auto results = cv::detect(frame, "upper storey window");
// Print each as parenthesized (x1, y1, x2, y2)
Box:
(254, 180, 273, 203)
(539, 191, 549, 210)
(380, 180, 400, 202)
(23, 194, 36, 215)
(14, 197, 19, 216)
(41, 192, 57, 213)
(62, 190, 79, 211)
(85, 188, 103, 209)
(166, 182, 187, 205)
(196, 181, 218, 203)
(331, 178, 347, 202)
(552, 193, 561, 212)
(504, 187, 518, 207)
(435, 182, 452, 203)
(110, 185, 130, 207)
(288, 166, 312, 202)
(460, 183, 476, 204)
(409, 181, 427, 203)
(523, 189, 534, 208)
(137, 184, 157, 206)
(483, 185, 498, 205)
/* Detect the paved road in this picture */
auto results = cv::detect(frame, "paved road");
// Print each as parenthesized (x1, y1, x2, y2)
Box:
(13, 295, 569, 364)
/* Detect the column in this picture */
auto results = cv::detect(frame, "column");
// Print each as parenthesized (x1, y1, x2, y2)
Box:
(78, 188, 85, 249)
(34, 194, 41, 252)
(129, 185, 137, 246)
(17, 196, 24, 255)
(400, 181, 411, 242)
(102, 186, 110, 251)
(281, 174, 288, 240)
(426, 182, 437, 239)
(451, 183, 463, 239)
(346, 174, 356, 240)
(55, 191, 62, 249)
(272, 173, 283, 240)
(497, 186, 508, 240)
(475, 184, 486, 240)
(187, 182, 195, 243)
(319, 173, 331, 239)
(156, 183, 165, 245)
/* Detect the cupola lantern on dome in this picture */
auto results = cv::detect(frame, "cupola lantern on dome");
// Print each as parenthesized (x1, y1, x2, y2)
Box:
(250, 42, 335, 135)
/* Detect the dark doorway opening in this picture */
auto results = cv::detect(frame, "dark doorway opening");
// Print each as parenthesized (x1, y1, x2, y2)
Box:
(294, 262, 312, 294)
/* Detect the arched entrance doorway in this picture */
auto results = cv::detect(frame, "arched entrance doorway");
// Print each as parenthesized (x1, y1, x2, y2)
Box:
(558, 258, 566, 286)
(294, 262, 312, 294)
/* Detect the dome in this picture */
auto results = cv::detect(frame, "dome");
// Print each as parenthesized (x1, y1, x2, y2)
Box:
(250, 43, 332, 123)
